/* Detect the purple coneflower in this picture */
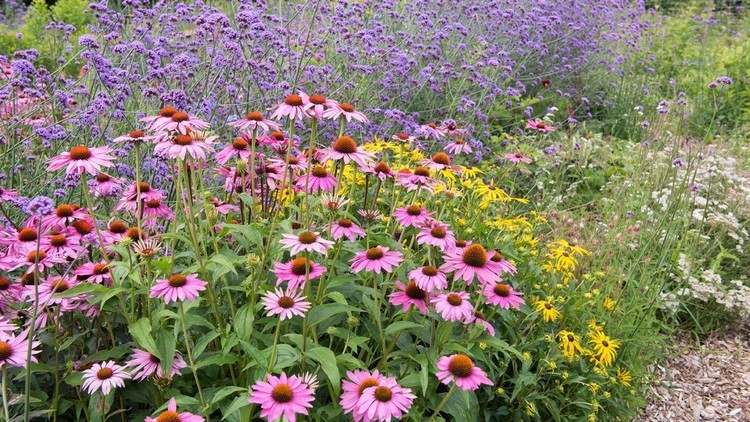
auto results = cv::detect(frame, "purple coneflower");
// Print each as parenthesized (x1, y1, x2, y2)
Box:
(363, 161, 394, 181)
(145, 397, 204, 422)
(216, 136, 253, 165)
(74, 261, 112, 285)
(91, 172, 122, 197)
(443, 139, 472, 154)
(418, 122, 446, 140)
(320, 136, 374, 169)
(228, 111, 281, 134)
(300, 92, 337, 119)
(112, 129, 153, 144)
(126, 348, 186, 381)
(150, 273, 207, 304)
(350, 246, 403, 274)
(248, 372, 315, 422)
(504, 152, 532, 164)
(81, 361, 131, 395)
(389, 280, 430, 315)
(0, 330, 40, 368)
(407, 265, 447, 291)
(47, 145, 114, 176)
(393, 204, 432, 228)
(271, 94, 308, 121)
(262, 288, 311, 320)
(526, 119, 555, 133)
(391, 132, 415, 143)
(483, 282, 524, 310)
(323, 101, 368, 123)
(436, 354, 493, 391)
(421, 151, 452, 171)
(340, 370, 385, 421)
(330, 218, 366, 241)
(296, 165, 337, 193)
(154, 132, 215, 161)
(431, 291, 474, 322)
(355, 375, 415, 422)
(279, 231, 334, 255)
(441, 244, 501, 285)
(416, 221, 455, 252)
(151, 110, 209, 134)
(273, 256, 327, 290)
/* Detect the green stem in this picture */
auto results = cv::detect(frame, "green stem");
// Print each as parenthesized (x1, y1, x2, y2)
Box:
(178, 303, 208, 420)
(430, 385, 456, 421)
(2, 367, 9, 422)
(267, 318, 283, 372)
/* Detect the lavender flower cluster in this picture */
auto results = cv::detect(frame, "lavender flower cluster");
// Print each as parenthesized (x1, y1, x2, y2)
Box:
(3, 0, 644, 144)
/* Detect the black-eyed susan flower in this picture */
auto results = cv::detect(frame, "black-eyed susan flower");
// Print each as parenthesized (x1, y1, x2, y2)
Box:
(588, 330, 620, 367)
(534, 298, 561, 322)
(558, 330, 584, 359)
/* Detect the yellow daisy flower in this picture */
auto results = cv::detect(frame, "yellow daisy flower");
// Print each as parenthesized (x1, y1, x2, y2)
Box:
(588, 330, 620, 367)
(534, 299, 561, 322)
(616, 368, 632, 387)
(558, 330, 584, 360)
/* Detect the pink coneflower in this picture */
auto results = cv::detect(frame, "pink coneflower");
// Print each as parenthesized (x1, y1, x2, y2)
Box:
(112, 129, 154, 144)
(391, 132, 415, 143)
(81, 361, 131, 395)
(0, 187, 19, 203)
(91, 172, 122, 197)
(273, 256, 327, 290)
(389, 280, 429, 315)
(228, 111, 281, 134)
(140, 106, 178, 128)
(145, 397, 204, 422)
(279, 231, 334, 255)
(330, 218, 365, 241)
(19, 249, 65, 273)
(271, 94, 308, 121)
(363, 161, 394, 181)
(151, 110, 209, 134)
(488, 251, 517, 276)
(211, 197, 240, 215)
(0, 330, 40, 368)
(357, 209, 383, 222)
(116, 181, 165, 214)
(431, 291, 474, 322)
(323, 101, 368, 123)
(262, 288, 311, 320)
(340, 370, 385, 421)
(42, 203, 89, 229)
(418, 123, 446, 140)
(416, 221, 455, 252)
(154, 131, 215, 161)
(74, 262, 112, 285)
(320, 136, 375, 169)
(41, 228, 85, 259)
(35, 275, 79, 305)
(440, 244, 501, 285)
(48, 145, 115, 176)
(149, 273, 207, 304)
(472, 311, 496, 336)
(0, 225, 41, 256)
(421, 151, 452, 171)
(249, 372, 315, 422)
(142, 197, 175, 224)
(526, 119, 555, 133)
(393, 204, 432, 228)
(440, 120, 464, 137)
(101, 219, 128, 245)
(435, 354, 493, 391)
(504, 152, 533, 164)
(320, 193, 350, 211)
(408, 266, 447, 291)
(351, 246, 403, 274)
(216, 136, 253, 165)
(356, 375, 415, 422)
(296, 165, 337, 193)
(274, 154, 308, 175)
(483, 282, 524, 310)
(300, 92, 337, 119)
(0, 275, 24, 302)
(443, 139, 472, 155)
(0, 317, 16, 335)
(398, 167, 436, 192)
(127, 348, 186, 381)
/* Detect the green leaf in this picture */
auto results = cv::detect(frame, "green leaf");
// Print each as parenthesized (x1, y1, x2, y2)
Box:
(155, 329, 177, 378)
(384, 321, 423, 336)
(441, 389, 479, 422)
(307, 346, 341, 395)
(194, 331, 219, 360)
(208, 253, 238, 278)
(234, 304, 255, 340)
(221, 395, 250, 420)
(273, 344, 299, 370)
(307, 304, 360, 327)
(127, 318, 157, 355)
(210, 386, 246, 406)
(196, 353, 238, 369)
(53, 283, 106, 299)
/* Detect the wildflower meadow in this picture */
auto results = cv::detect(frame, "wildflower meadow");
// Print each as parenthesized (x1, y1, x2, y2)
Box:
(0, 1, 749, 421)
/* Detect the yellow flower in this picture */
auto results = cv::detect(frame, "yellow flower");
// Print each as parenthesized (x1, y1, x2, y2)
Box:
(616, 368, 632, 387)
(522, 351, 532, 362)
(525, 401, 537, 416)
(459, 166, 482, 178)
(545, 359, 557, 370)
(495, 387, 505, 395)
(558, 330, 584, 360)
(588, 330, 621, 367)
(588, 382, 600, 394)
(534, 299, 561, 322)
(603, 297, 616, 311)
(603, 391, 611, 399)
(479, 341, 487, 350)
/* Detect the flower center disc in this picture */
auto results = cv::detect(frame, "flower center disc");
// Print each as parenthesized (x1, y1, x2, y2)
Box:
(396, 132, 410, 140)
(246, 111, 264, 121)
(374, 162, 391, 173)
(137, 181, 151, 193)
(567, 334, 575, 342)
(278, 296, 295, 309)
(413, 166, 430, 177)
(406, 205, 422, 216)
(69, 145, 92, 160)
(285, 95, 303, 106)
(448, 354, 474, 378)
(52, 279, 69, 292)
(18, 228, 37, 242)
(333, 136, 357, 154)
(298, 231, 317, 244)
(146, 199, 161, 208)
(339, 102, 355, 112)
(174, 134, 193, 145)
(462, 244, 488, 267)
(312, 165, 328, 177)
(446, 293, 463, 306)
(109, 220, 128, 233)
(271, 131, 285, 141)
(96, 367, 113, 380)
(27, 250, 46, 263)
(338, 218, 352, 228)
(357, 378, 379, 395)
(431, 151, 451, 166)
(493, 283, 511, 297)
(0, 341, 12, 360)
(232, 138, 248, 150)
(126, 227, 143, 240)
(171, 111, 189, 122)
(374, 386, 392, 402)
(128, 130, 145, 138)
(490, 252, 504, 262)
(430, 226, 447, 238)
(159, 106, 177, 117)
(422, 266, 438, 276)
(290, 257, 311, 276)
(155, 410, 181, 422)
(168, 274, 187, 288)
(96, 173, 111, 183)
(93, 263, 109, 275)
(56, 204, 75, 218)
(455, 240, 467, 248)
(405, 281, 426, 300)
(0, 276, 10, 290)
(309, 94, 327, 105)
(271, 383, 294, 403)
(50, 234, 67, 247)
(366, 247, 384, 260)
